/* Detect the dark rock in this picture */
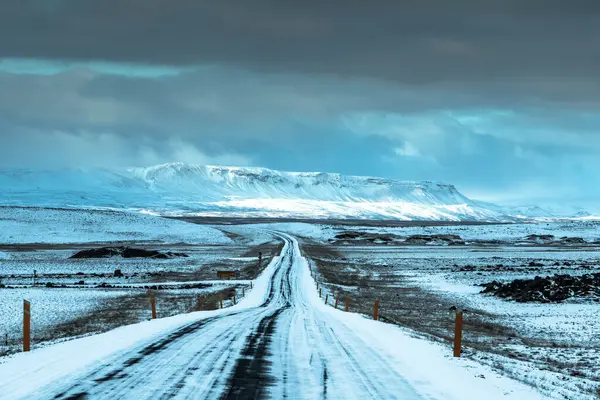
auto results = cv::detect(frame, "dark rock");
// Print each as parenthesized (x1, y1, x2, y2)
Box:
(75, 280, 85, 285)
(70, 246, 188, 259)
(335, 232, 365, 240)
(562, 237, 586, 244)
(113, 269, 124, 277)
(528, 261, 544, 267)
(405, 234, 463, 245)
(480, 273, 600, 302)
(70, 247, 122, 258)
(525, 234, 555, 242)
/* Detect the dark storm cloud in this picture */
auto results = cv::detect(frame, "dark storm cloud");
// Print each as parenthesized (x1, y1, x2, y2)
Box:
(2, 1, 600, 205)
(2, 1, 600, 93)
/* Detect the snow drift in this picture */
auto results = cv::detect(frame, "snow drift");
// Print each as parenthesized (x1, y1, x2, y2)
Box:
(0, 163, 511, 221)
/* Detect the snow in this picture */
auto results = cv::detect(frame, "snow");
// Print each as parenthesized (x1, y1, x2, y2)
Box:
(263, 219, 600, 243)
(0, 206, 232, 244)
(283, 234, 545, 400)
(0, 242, 285, 399)
(0, 163, 512, 221)
(0, 233, 545, 399)
(0, 288, 134, 340)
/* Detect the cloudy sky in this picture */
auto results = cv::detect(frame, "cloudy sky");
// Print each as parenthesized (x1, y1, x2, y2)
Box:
(1, 1, 600, 205)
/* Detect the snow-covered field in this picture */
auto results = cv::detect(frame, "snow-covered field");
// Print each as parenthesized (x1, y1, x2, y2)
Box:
(0, 234, 544, 400)
(0, 207, 282, 356)
(0, 206, 232, 244)
(0, 247, 226, 278)
(1, 203, 598, 398)
(291, 222, 600, 399)
(1, 288, 133, 342)
(256, 220, 600, 243)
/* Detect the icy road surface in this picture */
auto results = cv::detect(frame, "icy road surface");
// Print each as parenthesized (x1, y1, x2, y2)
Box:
(0, 234, 542, 400)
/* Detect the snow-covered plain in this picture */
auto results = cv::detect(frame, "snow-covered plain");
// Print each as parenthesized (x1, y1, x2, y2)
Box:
(0, 234, 543, 400)
(256, 219, 600, 243)
(1, 288, 134, 343)
(0, 206, 232, 244)
(289, 222, 600, 399)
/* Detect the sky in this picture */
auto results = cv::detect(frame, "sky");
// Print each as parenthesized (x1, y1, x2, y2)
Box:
(1, 1, 600, 206)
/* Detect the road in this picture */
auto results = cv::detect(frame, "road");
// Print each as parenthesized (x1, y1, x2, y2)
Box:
(25, 234, 426, 399)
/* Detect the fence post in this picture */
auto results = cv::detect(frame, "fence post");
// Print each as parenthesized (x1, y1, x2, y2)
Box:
(219, 293, 223, 309)
(196, 295, 201, 310)
(335, 296, 339, 309)
(150, 295, 157, 319)
(325, 294, 328, 305)
(373, 299, 380, 321)
(345, 296, 349, 312)
(258, 251, 262, 269)
(23, 300, 30, 352)
(242, 287, 245, 297)
(233, 292, 237, 305)
(250, 281, 253, 289)
(319, 288, 322, 298)
(454, 311, 463, 357)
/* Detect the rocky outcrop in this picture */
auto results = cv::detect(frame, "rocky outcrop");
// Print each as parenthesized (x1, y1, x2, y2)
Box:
(331, 231, 464, 245)
(70, 247, 189, 259)
(521, 234, 588, 246)
(404, 234, 465, 245)
(331, 231, 399, 244)
(480, 273, 600, 302)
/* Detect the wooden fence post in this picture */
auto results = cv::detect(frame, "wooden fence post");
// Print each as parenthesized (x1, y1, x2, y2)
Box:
(454, 311, 463, 357)
(150, 295, 157, 319)
(23, 300, 30, 352)
(373, 299, 380, 321)
(319, 288, 322, 298)
(345, 296, 349, 312)
(325, 294, 328, 305)
(242, 287, 245, 297)
(219, 293, 223, 309)
(233, 292, 237, 305)
(196, 295, 201, 310)
(335, 296, 339, 309)
(250, 281, 253, 289)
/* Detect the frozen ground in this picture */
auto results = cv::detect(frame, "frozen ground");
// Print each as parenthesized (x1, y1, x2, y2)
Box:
(1, 209, 597, 398)
(0, 234, 543, 400)
(296, 223, 600, 399)
(0, 206, 232, 244)
(251, 220, 600, 243)
(1, 288, 133, 343)
(0, 208, 282, 355)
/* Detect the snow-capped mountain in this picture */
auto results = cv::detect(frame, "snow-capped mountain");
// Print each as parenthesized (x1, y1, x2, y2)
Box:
(0, 163, 513, 221)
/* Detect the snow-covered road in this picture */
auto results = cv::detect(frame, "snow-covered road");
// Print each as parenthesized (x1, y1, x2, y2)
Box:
(0, 234, 543, 400)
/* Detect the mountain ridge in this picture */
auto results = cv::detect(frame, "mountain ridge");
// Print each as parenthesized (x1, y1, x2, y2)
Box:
(0, 162, 514, 221)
